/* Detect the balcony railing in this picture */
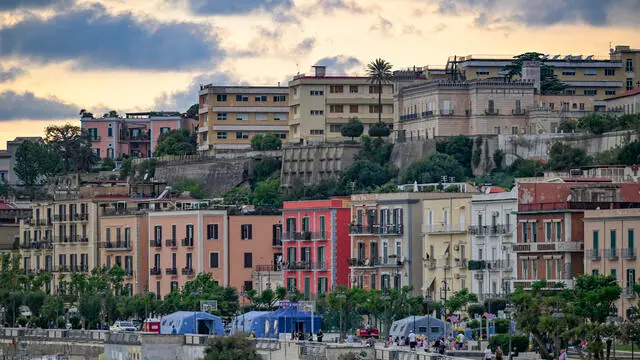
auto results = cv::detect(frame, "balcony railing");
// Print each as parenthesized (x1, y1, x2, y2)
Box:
(439, 109, 454, 116)
(255, 264, 280, 272)
(347, 257, 403, 267)
(624, 287, 637, 298)
(283, 261, 327, 270)
(165, 239, 177, 247)
(165, 267, 178, 275)
(181, 238, 194, 247)
(102, 241, 131, 250)
(272, 238, 283, 246)
(485, 109, 500, 115)
(54, 215, 67, 222)
(124, 270, 133, 279)
(150, 267, 162, 276)
(102, 208, 144, 217)
(469, 225, 512, 236)
(604, 248, 619, 259)
(621, 248, 636, 260)
(56, 236, 89, 244)
(181, 267, 194, 276)
(55, 265, 88, 273)
(19, 241, 53, 250)
(349, 224, 404, 236)
(512, 241, 584, 252)
(150, 240, 162, 248)
(282, 231, 327, 241)
(70, 213, 89, 221)
(512, 109, 526, 116)
(121, 134, 150, 142)
(423, 224, 467, 234)
(586, 249, 601, 260)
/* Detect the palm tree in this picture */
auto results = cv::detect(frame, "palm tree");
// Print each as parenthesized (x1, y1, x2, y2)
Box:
(366, 59, 393, 132)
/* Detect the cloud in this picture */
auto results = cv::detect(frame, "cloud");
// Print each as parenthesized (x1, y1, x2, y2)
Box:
(0, 91, 78, 121)
(370, 16, 394, 36)
(402, 25, 422, 36)
(433, 23, 447, 32)
(0, 3, 223, 70)
(293, 38, 316, 55)
(0, 66, 26, 83)
(154, 72, 246, 112)
(434, 0, 640, 27)
(185, 0, 293, 15)
(0, 0, 74, 11)
(315, 55, 362, 75)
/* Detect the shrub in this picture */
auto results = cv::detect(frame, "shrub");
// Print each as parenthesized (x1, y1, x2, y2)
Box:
(341, 118, 364, 140)
(468, 304, 485, 319)
(494, 318, 510, 334)
(203, 334, 261, 360)
(100, 158, 116, 171)
(484, 298, 507, 314)
(368, 123, 391, 137)
(488, 334, 528, 353)
(56, 316, 66, 329)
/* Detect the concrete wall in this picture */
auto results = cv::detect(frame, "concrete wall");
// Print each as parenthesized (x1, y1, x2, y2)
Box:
(390, 139, 437, 172)
(280, 144, 361, 188)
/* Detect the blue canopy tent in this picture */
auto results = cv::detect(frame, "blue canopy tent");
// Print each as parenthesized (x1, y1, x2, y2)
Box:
(230, 311, 271, 336)
(160, 311, 225, 335)
(265, 307, 321, 338)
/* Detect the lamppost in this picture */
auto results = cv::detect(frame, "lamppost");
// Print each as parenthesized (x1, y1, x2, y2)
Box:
(504, 302, 514, 360)
(336, 291, 347, 341)
(551, 309, 565, 360)
(191, 290, 200, 334)
(424, 296, 432, 341)
(97, 289, 106, 329)
(381, 292, 391, 339)
(11, 290, 17, 327)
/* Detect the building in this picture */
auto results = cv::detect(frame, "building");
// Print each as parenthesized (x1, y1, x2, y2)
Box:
(0, 150, 9, 183)
(609, 45, 640, 93)
(0, 201, 30, 251)
(0, 137, 43, 185)
(394, 79, 535, 140)
(514, 181, 640, 290)
(81, 111, 197, 159)
(282, 198, 350, 298)
(583, 208, 640, 318)
(605, 88, 640, 115)
(469, 188, 517, 300)
(280, 143, 361, 188)
(197, 85, 289, 151)
(288, 66, 394, 143)
(348, 192, 434, 294)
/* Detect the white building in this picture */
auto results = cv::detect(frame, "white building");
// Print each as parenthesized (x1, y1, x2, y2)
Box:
(469, 187, 517, 300)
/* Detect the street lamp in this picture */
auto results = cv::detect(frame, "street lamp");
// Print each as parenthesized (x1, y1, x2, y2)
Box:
(424, 296, 432, 342)
(191, 290, 200, 335)
(336, 292, 347, 341)
(504, 302, 514, 360)
(10, 290, 17, 328)
(551, 307, 565, 360)
(381, 292, 391, 339)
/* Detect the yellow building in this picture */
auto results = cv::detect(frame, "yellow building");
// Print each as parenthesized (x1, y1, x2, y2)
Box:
(288, 66, 394, 143)
(422, 192, 474, 302)
(198, 85, 289, 151)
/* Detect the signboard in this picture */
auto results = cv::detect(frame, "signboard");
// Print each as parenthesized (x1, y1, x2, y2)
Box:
(299, 301, 316, 313)
(201, 300, 218, 312)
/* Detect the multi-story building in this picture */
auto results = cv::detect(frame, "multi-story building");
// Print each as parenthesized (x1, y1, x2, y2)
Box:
(422, 190, 475, 302)
(469, 188, 517, 300)
(197, 85, 289, 151)
(288, 66, 394, 143)
(610, 45, 640, 93)
(81, 111, 197, 159)
(605, 88, 640, 115)
(282, 199, 350, 298)
(0, 137, 42, 185)
(514, 181, 640, 290)
(0, 201, 29, 251)
(583, 208, 640, 318)
(394, 79, 535, 140)
(348, 192, 431, 294)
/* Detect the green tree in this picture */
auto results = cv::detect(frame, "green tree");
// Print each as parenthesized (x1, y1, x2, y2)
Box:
(617, 140, 640, 165)
(341, 118, 364, 141)
(186, 104, 199, 119)
(45, 124, 97, 172)
(250, 134, 282, 151)
(402, 153, 466, 184)
(502, 52, 568, 94)
(100, 158, 116, 171)
(436, 135, 473, 171)
(548, 142, 591, 171)
(367, 58, 393, 137)
(120, 157, 133, 178)
(506, 158, 546, 178)
(14, 141, 62, 186)
(251, 178, 282, 208)
(222, 187, 252, 205)
(342, 160, 394, 190)
(154, 129, 197, 157)
(203, 334, 261, 360)
(173, 179, 208, 199)
(444, 289, 478, 314)
(252, 158, 282, 184)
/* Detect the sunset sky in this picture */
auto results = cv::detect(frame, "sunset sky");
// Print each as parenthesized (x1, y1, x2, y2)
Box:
(0, 0, 638, 148)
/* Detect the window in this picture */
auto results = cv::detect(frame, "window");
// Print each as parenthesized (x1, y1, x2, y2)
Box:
(565, 89, 576, 95)
(556, 222, 562, 241)
(217, 112, 227, 121)
(207, 224, 219, 240)
(369, 105, 381, 113)
(605, 89, 617, 96)
(545, 222, 552, 241)
(369, 86, 381, 94)
(476, 70, 490, 76)
(244, 281, 253, 291)
(236, 95, 249, 102)
(329, 105, 344, 113)
(170, 281, 178, 293)
(593, 269, 600, 276)
(330, 85, 344, 93)
(349, 85, 358, 93)
(255, 113, 268, 121)
(611, 268, 617, 279)
(579, 103, 585, 110)
(627, 78, 634, 91)
(532, 259, 538, 279)
(627, 269, 636, 288)
(605, 68, 616, 76)
(244, 253, 253, 268)
(108, 125, 113, 137)
(310, 110, 324, 115)
(210, 252, 219, 268)
(186, 224, 194, 240)
(160, 127, 170, 134)
(255, 95, 268, 102)
(317, 277, 328, 294)
(310, 129, 324, 135)
(593, 230, 600, 249)
(626, 59, 634, 72)
(235, 113, 249, 121)
(494, 126, 501, 134)
(154, 226, 161, 241)
(310, 90, 324, 96)
(287, 247, 297, 265)
(319, 216, 326, 238)
(217, 132, 227, 139)
(186, 253, 193, 269)
(349, 105, 358, 113)
(274, 113, 288, 121)
(522, 223, 529, 243)
(371, 274, 377, 289)
(562, 69, 576, 76)
(241, 224, 253, 240)
(611, 229, 617, 251)
(236, 132, 249, 139)
(629, 229, 635, 252)
(532, 222, 537, 242)
(276, 132, 287, 139)
(287, 277, 296, 291)
(584, 89, 597, 96)
(584, 69, 597, 76)
(329, 124, 343, 133)
(546, 260, 552, 279)
(88, 128, 98, 140)
(512, 126, 519, 135)
(273, 95, 287, 102)
(216, 94, 227, 102)
(301, 217, 310, 232)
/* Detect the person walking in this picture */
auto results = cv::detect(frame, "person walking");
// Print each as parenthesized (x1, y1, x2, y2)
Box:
(484, 346, 493, 360)
(496, 346, 504, 360)
(409, 329, 417, 350)
(317, 329, 323, 342)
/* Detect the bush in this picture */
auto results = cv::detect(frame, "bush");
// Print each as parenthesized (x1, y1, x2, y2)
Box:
(100, 158, 116, 171)
(493, 150, 505, 170)
(120, 157, 132, 178)
(494, 318, 509, 334)
(468, 304, 485, 319)
(203, 334, 261, 360)
(341, 118, 364, 140)
(368, 123, 391, 137)
(70, 316, 82, 329)
(251, 134, 282, 151)
(17, 316, 28, 326)
(252, 158, 281, 183)
(484, 298, 507, 314)
(56, 316, 66, 329)
(402, 153, 466, 184)
(548, 142, 591, 171)
(173, 179, 208, 199)
(488, 334, 528, 353)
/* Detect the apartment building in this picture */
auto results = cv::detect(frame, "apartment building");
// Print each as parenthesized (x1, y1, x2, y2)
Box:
(282, 199, 350, 298)
(348, 192, 430, 294)
(288, 66, 394, 143)
(0, 137, 42, 185)
(81, 111, 197, 159)
(514, 181, 640, 290)
(423, 191, 474, 302)
(584, 208, 640, 319)
(469, 188, 517, 300)
(0, 202, 29, 251)
(394, 79, 535, 140)
(610, 45, 640, 93)
(605, 88, 640, 115)
(197, 85, 289, 151)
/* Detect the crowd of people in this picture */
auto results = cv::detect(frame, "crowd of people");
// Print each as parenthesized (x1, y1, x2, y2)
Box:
(385, 330, 469, 354)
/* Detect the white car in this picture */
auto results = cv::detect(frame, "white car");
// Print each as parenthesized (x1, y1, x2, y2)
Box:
(110, 321, 137, 332)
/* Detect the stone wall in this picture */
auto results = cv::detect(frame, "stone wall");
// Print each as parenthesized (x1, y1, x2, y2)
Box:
(280, 144, 362, 187)
(390, 139, 437, 172)
(0, 328, 105, 360)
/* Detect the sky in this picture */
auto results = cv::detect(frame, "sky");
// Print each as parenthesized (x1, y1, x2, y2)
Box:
(0, 0, 639, 148)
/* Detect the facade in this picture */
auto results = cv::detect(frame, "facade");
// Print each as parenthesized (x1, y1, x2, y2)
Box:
(394, 79, 535, 140)
(282, 199, 350, 298)
(0, 201, 30, 250)
(583, 208, 640, 319)
(81, 112, 197, 159)
(0, 150, 9, 183)
(610, 45, 640, 93)
(605, 88, 640, 115)
(288, 66, 394, 143)
(197, 85, 289, 151)
(469, 188, 517, 300)
(280, 143, 361, 188)
(514, 181, 640, 290)
(1, 137, 43, 185)
(348, 193, 430, 295)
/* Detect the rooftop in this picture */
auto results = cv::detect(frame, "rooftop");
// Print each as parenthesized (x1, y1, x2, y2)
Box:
(605, 87, 640, 101)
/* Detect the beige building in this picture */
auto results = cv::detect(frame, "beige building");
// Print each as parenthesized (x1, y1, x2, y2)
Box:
(605, 88, 640, 115)
(610, 45, 640, 94)
(198, 85, 289, 151)
(584, 209, 640, 319)
(288, 66, 394, 143)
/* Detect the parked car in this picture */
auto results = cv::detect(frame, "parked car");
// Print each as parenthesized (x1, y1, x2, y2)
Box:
(110, 321, 137, 332)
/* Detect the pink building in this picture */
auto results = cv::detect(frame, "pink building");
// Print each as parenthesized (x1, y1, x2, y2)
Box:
(81, 111, 197, 159)
(282, 199, 351, 298)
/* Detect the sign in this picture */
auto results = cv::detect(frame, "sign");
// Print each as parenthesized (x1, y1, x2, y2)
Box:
(201, 300, 218, 312)
(299, 301, 316, 313)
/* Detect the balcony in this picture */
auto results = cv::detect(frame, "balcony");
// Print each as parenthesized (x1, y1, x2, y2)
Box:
(512, 279, 575, 290)
(120, 134, 150, 142)
(282, 231, 327, 241)
(165, 239, 177, 247)
(621, 248, 636, 260)
(439, 109, 454, 116)
(56, 236, 89, 244)
(181, 267, 194, 276)
(103, 208, 144, 217)
(54, 265, 88, 273)
(272, 238, 283, 247)
(101, 241, 131, 250)
(421, 111, 434, 118)
(255, 264, 280, 272)
(347, 257, 403, 268)
(181, 238, 194, 247)
(423, 224, 467, 234)
(512, 241, 584, 253)
(348, 224, 404, 236)
(624, 287, 637, 299)
(124, 270, 133, 279)
(150, 240, 162, 248)
(486, 260, 512, 271)
(469, 225, 512, 236)
(165, 267, 178, 275)
(485, 109, 500, 116)
(604, 248, 619, 260)
(512, 109, 526, 116)
(70, 213, 89, 222)
(150, 267, 162, 276)
(19, 241, 53, 250)
(197, 141, 209, 152)
(283, 261, 327, 270)
(400, 113, 419, 121)
(90, 136, 102, 142)
(54, 215, 67, 222)
(26, 219, 51, 227)
(586, 249, 601, 260)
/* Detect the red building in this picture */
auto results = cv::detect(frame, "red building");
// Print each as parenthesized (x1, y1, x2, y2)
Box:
(514, 181, 640, 289)
(282, 198, 351, 298)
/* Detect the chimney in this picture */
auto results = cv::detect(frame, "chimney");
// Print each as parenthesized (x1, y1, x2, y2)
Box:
(522, 60, 541, 94)
(312, 66, 326, 77)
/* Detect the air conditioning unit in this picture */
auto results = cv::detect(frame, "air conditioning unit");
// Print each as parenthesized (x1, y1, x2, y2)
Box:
(454, 245, 460, 251)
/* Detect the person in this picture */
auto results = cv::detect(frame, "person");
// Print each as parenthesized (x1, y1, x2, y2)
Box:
(404, 336, 409, 346)
(308, 332, 313, 341)
(317, 329, 324, 342)
(291, 331, 296, 340)
(249, 329, 256, 338)
(171, 325, 177, 334)
(346, 334, 354, 343)
(457, 331, 466, 350)
(438, 340, 446, 355)
(484, 346, 493, 360)
(409, 329, 417, 350)
(559, 349, 568, 360)
(496, 346, 503, 360)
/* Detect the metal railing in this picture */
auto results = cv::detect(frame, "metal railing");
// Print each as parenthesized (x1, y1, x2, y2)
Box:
(485, 109, 500, 115)
(182, 238, 194, 247)
(282, 231, 327, 241)
(512, 109, 526, 115)
(150, 239, 162, 248)
(423, 224, 466, 234)
(19, 241, 53, 250)
(166, 267, 178, 275)
(54, 265, 88, 273)
(182, 267, 194, 276)
(469, 225, 511, 236)
(586, 249, 601, 260)
(348, 224, 404, 235)
(150, 267, 162, 275)
(102, 241, 131, 250)
(621, 248, 636, 260)
(55, 236, 89, 244)
(348, 257, 403, 267)
(283, 261, 327, 270)
(604, 248, 619, 259)
(165, 239, 177, 247)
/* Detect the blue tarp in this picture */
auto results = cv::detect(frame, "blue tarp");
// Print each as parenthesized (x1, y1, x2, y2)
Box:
(160, 311, 224, 335)
(230, 311, 271, 337)
(265, 307, 321, 338)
